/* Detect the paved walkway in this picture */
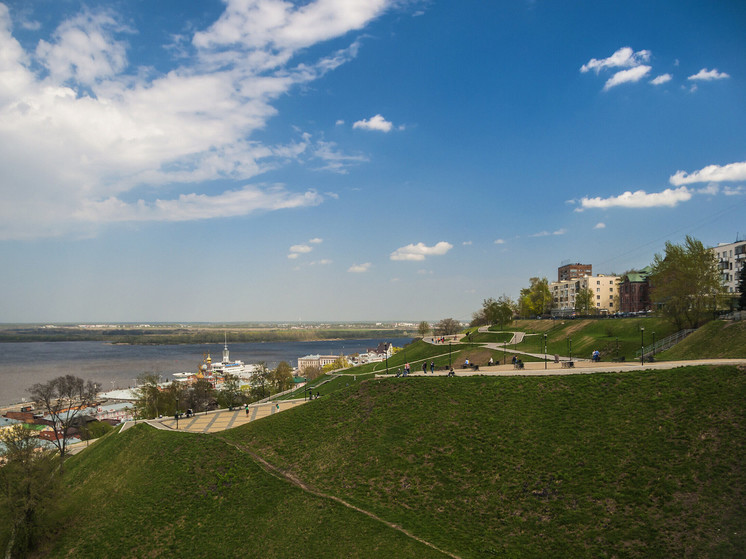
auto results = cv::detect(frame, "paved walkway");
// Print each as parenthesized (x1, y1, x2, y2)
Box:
(375, 358, 746, 378)
(126, 399, 308, 434)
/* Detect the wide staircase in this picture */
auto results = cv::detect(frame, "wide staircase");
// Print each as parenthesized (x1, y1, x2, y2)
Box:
(635, 329, 696, 360)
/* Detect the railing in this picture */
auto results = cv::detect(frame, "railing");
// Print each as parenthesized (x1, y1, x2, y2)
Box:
(635, 329, 696, 359)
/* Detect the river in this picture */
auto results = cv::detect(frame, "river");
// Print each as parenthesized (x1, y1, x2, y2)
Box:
(0, 338, 412, 406)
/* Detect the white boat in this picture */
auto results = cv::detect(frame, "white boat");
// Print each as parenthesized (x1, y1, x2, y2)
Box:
(202, 338, 258, 380)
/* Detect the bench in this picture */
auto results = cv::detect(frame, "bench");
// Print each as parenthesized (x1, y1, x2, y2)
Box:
(561, 361, 574, 369)
(513, 362, 524, 370)
(611, 356, 625, 363)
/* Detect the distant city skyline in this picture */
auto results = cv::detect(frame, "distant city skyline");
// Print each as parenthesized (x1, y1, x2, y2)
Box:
(0, 1, 744, 322)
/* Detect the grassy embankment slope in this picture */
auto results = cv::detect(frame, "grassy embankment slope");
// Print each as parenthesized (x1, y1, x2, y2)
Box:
(36, 364, 746, 558)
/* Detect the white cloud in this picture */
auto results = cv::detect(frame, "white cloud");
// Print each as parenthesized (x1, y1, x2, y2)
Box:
(348, 262, 371, 273)
(579, 186, 692, 210)
(594, 222, 606, 229)
(309, 237, 323, 244)
(669, 161, 746, 186)
(724, 186, 745, 196)
(650, 73, 672, 85)
(0, 1, 396, 239)
(462, 240, 472, 245)
(581, 47, 650, 74)
(494, 238, 506, 245)
(390, 241, 453, 261)
(530, 229, 566, 237)
(289, 243, 314, 254)
(312, 140, 368, 173)
(603, 65, 651, 90)
(353, 114, 394, 132)
(688, 68, 730, 81)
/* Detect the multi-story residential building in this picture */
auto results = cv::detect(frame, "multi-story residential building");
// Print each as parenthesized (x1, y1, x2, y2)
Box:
(557, 262, 592, 282)
(550, 274, 619, 315)
(619, 267, 651, 313)
(710, 238, 746, 295)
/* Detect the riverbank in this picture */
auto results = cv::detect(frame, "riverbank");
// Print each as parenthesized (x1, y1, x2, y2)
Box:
(0, 323, 413, 344)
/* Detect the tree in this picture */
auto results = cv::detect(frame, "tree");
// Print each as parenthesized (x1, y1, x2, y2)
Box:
(519, 277, 553, 317)
(189, 378, 216, 413)
(219, 373, 242, 410)
(738, 264, 746, 311)
(417, 321, 430, 338)
(0, 427, 60, 558)
(28, 375, 100, 459)
(303, 365, 323, 382)
(649, 235, 722, 329)
(249, 362, 271, 400)
(271, 362, 294, 392)
(133, 373, 163, 419)
(494, 294, 516, 329)
(574, 287, 595, 315)
(322, 355, 349, 373)
(434, 318, 461, 336)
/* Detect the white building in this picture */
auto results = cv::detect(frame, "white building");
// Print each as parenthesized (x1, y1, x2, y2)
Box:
(297, 354, 340, 373)
(550, 274, 619, 314)
(710, 239, 746, 295)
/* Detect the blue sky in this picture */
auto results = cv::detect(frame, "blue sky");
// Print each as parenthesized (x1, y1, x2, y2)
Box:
(1, 0, 744, 323)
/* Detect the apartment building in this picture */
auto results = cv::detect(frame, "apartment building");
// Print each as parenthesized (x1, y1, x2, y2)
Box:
(550, 274, 619, 314)
(557, 262, 592, 282)
(710, 239, 746, 295)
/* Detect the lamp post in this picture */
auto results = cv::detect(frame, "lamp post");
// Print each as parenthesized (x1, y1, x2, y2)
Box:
(544, 333, 547, 370)
(615, 337, 619, 360)
(640, 327, 645, 365)
(385, 350, 389, 375)
(652, 331, 656, 361)
(449, 341, 452, 369)
(175, 397, 179, 430)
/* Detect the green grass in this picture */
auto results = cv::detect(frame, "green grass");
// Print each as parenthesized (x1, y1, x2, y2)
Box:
(35, 425, 446, 558)
(223, 366, 746, 558)
(513, 318, 680, 361)
(18, 365, 746, 558)
(658, 320, 746, 360)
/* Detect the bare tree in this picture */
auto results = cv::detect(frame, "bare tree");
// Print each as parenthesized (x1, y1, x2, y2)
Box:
(434, 318, 461, 336)
(28, 375, 100, 459)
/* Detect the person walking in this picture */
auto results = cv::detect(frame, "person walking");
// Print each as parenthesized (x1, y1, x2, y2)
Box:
(245, 403, 249, 417)
(422, 362, 427, 374)
(430, 361, 435, 374)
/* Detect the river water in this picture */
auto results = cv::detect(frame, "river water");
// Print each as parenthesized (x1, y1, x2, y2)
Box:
(0, 338, 412, 406)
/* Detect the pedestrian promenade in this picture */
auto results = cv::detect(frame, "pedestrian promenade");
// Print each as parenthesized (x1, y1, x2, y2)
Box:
(374, 358, 746, 379)
(122, 399, 308, 435)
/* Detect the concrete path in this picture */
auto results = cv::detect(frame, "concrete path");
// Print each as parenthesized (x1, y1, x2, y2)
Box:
(148, 399, 308, 434)
(375, 358, 746, 378)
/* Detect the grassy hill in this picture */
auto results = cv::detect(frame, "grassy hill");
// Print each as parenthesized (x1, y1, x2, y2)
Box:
(657, 320, 746, 360)
(32, 364, 746, 558)
(36, 424, 445, 558)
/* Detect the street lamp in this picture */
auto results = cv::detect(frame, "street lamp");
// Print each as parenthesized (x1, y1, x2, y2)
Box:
(652, 331, 656, 361)
(615, 337, 619, 360)
(449, 341, 452, 369)
(385, 350, 389, 375)
(175, 397, 179, 430)
(640, 327, 645, 365)
(543, 333, 547, 369)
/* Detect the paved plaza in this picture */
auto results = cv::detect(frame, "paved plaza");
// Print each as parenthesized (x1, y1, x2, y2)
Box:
(121, 399, 308, 435)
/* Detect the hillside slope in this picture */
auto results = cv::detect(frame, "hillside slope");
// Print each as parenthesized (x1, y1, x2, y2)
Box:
(223, 367, 746, 558)
(38, 425, 447, 558)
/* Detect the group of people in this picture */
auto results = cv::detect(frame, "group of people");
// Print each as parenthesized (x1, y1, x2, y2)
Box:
(591, 349, 601, 362)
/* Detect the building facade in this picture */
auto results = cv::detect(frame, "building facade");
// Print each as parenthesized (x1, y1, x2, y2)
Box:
(619, 267, 651, 313)
(710, 239, 746, 295)
(550, 274, 619, 314)
(557, 262, 592, 282)
(297, 354, 340, 373)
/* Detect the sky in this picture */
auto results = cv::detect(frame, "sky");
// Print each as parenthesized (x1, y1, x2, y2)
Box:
(1, 0, 744, 323)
